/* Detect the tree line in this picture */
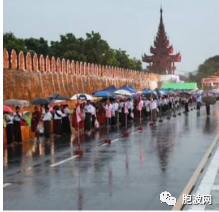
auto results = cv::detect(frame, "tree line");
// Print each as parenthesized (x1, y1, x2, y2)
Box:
(3, 32, 143, 71)
(187, 55, 219, 87)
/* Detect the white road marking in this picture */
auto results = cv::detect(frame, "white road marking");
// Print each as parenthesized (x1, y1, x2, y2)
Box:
(112, 139, 119, 143)
(50, 155, 79, 167)
(100, 139, 119, 147)
(3, 183, 12, 188)
(100, 143, 108, 147)
(189, 145, 219, 210)
(131, 130, 141, 135)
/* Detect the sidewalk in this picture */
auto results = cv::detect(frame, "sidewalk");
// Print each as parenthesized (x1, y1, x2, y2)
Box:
(188, 141, 219, 210)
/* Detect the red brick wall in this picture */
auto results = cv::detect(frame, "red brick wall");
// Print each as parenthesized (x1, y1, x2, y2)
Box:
(3, 49, 161, 101)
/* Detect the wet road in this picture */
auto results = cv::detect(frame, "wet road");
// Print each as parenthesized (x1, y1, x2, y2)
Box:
(3, 104, 219, 210)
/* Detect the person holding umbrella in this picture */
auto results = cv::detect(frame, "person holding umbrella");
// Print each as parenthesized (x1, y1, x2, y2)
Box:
(105, 99, 113, 127)
(196, 94, 202, 111)
(53, 106, 65, 136)
(62, 104, 71, 134)
(43, 106, 52, 138)
(31, 106, 42, 140)
(184, 96, 189, 113)
(13, 106, 23, 144)
(5, 111, 14, 146)
(84, 100, 93, 134)
(150, 97, 158, 122)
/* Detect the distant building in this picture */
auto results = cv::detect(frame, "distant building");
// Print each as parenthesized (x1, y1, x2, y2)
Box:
(142, 8, 181, 75)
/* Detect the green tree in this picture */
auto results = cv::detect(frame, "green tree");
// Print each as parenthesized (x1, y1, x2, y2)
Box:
(3, 32, 26, 53)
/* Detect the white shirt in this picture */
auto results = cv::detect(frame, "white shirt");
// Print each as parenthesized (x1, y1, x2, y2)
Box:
(5, 114, 13, 125)
(112, 102, 119, 111)
(196, 96, 202, 102)
(13, 112, 22, 121)
(184, 98, 189, 103)
(91, 105, 96, 117)
(54, 110, 65, 120)
(76, 105, 81, 123)
(138, 100, 143, 111)
(64, 107, 70, 115)
(43, 111, 52, 121)
(163, 99, 167, 105)
(84, 104, 92, 113)
(150, 101, 157, 110)
(119, 102, 124, 112)
(124, 102, 129, 114)
(158, 99, 163, 106)
(145, 100, 150, 111)
(105, 104, 113, 118)
(128, 101, 133, 110)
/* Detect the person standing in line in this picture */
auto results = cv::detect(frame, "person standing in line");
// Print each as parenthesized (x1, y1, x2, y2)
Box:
(138, 96, 143, 119)
(196, 95, 202, 111)
(13, 106, 23, 144)
(62, 104, 71, 134)
(105, 100, 113, 127)
(31, 106, 42, 139)
(5, 112, 14, 146)
(184, 96, 189, 112)
(91, 102, 97, 130)
(119, 99, 125, 126)
(158, 96, 163, 115)
(150, 97, 158, 122)
(43, 106, 52, 139)
(124, 99, 129, 127)
(128, 98, 133, 120)
(111, 100, 118, 127)
(96, 103, 105, 127)
(206, 103, 210, 115)
(162, 97, 167, 114)
(76, 101, 82, 132)
(53, 106, 65, 136)
(84, 100, 93, 134)
(145, 98, 150, 119)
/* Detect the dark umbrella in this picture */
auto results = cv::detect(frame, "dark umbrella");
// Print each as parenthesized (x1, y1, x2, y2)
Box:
(3, 99, 23, 106)
(142, 91, 158, 99)
(202, 95, 216, 105)
(31, 97, 50, 105)
(49, 93, 69, 101)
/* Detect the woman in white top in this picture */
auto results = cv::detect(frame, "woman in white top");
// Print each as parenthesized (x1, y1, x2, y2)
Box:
(43, 106, 52, 138)
(53, 106, 65, 136)
(105, 100, 113, 127)
(13, 106, 23, 144)
(5, 112, 14, 146)
(62, 105, 71, 134)
(150, 97, 158, 122)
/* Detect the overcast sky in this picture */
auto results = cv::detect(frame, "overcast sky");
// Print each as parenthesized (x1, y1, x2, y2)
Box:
(3, 0, 219, 75)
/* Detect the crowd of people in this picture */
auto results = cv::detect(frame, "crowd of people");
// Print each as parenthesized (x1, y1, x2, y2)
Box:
(4, 93, 209, 147)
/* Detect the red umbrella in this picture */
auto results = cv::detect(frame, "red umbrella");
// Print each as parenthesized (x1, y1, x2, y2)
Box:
(3, 105, 13, 113)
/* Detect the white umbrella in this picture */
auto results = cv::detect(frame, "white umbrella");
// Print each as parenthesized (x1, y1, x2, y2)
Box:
(71, 93, 93, 101)
(114, 90, 132, 96)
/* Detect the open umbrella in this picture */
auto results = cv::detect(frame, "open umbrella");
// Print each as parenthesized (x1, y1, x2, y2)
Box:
(202, 93, 216, 105)
(49, 93, 70, 102)
(3, 105, 13, 113)
(31, 97, 50, 105)
(71, 93, 93, 101)
(3, 99, 23, 106)
(114, 90, 132, 96)
(20, 100, 30, 107)
(93, 91, 115, 98)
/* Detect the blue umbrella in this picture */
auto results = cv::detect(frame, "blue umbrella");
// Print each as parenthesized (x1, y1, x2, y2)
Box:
(93, 91, 116, 98)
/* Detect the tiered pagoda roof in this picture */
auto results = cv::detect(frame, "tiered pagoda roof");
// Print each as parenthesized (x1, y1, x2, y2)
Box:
(142, 8, 181, 74)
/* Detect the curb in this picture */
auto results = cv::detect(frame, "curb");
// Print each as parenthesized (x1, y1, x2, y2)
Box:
(172, 130, 219, 210)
